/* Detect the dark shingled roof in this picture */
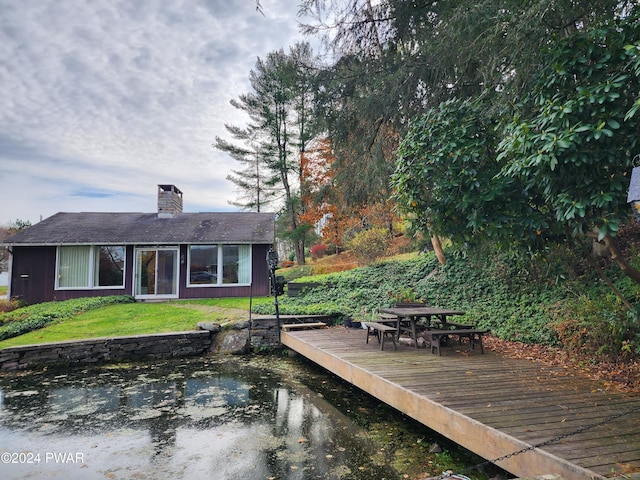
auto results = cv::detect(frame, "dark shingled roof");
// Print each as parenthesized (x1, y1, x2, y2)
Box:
(4, 212, 275, 245)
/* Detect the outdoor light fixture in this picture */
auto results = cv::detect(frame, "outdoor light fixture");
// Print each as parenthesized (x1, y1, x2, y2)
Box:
(266, 248, 281, 341)
(628, 155, 640, 222)
(267, 249, 279, 272)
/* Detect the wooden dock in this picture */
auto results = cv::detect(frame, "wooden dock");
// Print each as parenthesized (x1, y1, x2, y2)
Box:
(281, 327, 640, 479)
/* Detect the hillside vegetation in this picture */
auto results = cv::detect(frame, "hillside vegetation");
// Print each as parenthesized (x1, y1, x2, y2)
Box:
(258, 242, 640, 363)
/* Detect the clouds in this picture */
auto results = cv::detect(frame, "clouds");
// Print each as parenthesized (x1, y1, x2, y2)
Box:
(0, 0, 307, 223)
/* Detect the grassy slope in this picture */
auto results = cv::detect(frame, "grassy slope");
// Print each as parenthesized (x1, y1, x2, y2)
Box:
(0, 297, 270, 349)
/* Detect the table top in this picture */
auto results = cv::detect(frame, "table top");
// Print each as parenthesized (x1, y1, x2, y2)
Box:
(380, 306, 465, 317)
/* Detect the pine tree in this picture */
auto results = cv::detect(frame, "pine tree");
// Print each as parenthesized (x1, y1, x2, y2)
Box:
(215, 42, 319, 264)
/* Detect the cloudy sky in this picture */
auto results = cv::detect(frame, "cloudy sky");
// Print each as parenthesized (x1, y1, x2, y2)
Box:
(0, 0, 313, 225)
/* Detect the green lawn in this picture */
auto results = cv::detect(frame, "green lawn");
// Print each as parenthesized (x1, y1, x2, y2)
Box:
(0, 297, 271, 349)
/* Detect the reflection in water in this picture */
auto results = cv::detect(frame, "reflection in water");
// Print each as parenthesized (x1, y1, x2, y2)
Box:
(0, 358, 398, 480)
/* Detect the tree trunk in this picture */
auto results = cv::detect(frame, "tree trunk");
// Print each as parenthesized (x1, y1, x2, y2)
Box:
(586, 252, 633, 309)
(596, 233, 640, 284)
(295, 239, 305, 266)
(431, 235, 446, 265)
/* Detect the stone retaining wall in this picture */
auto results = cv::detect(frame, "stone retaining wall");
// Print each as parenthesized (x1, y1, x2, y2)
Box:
(0, 330, 213, 371)
(250, 316, 281, 347)
(249, 315, 338, 347)
(0, 316, 323, 371)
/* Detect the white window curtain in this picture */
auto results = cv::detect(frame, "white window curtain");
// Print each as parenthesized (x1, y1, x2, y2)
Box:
(237, 245, 251, 284)
(58, 246, 91, 288)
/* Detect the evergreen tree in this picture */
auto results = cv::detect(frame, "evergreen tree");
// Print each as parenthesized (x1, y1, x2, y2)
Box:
(215, 42, 319, 264)
(302, 0, 633, 205)
(215, 125, 279, 212)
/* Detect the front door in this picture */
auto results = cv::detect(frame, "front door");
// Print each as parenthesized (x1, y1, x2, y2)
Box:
(135, 248, 179, 299)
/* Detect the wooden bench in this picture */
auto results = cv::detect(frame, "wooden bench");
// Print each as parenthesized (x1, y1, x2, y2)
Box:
(281, 322, 328, 331)
(378, 314, 400, 331)
(431, 320, 476, 330)
(424, 329, 490, 356)
(364, 322, 397, 350)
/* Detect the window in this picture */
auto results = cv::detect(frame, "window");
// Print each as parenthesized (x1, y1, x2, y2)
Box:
(95, 246, 125, 287)
(57, 246, 125, 289)
(222, 245, 239, 284)
(58, 246, 91, 288)
(188, 244, 251, 286)
(189, 245, 217, 285)
(135, 248, 178, 296)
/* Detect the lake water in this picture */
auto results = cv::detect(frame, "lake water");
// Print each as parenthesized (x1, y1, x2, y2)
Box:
(0, 356, 421, 480)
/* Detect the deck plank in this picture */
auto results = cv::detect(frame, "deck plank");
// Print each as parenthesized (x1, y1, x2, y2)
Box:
(281, 327, 640, 479)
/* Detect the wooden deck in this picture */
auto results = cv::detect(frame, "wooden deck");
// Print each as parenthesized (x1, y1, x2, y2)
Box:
(281, 327, 640, 480)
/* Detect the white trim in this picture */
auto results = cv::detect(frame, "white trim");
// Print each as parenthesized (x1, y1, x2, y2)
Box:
(6, 248, 13, 299)
(133, 246, 180, 299)
(186, 244, 252, 288)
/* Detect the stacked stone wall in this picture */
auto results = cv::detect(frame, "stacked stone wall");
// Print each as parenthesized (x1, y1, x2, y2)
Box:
(0, 330, 212, 370)
(0, 317, 309, 371)
(250, 317, 280, 347)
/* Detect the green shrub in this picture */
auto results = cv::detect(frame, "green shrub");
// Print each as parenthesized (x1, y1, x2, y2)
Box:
(0, 296, 135, 341)
(347, 227, 390, 264)
(551, 295, 640, 359)
(412, 252, 565, 345)
(264, 248, 566, 345)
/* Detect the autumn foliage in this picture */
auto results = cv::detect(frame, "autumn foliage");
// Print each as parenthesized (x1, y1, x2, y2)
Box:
(310, 244, 327, 260)
(299, 137, 403, 261)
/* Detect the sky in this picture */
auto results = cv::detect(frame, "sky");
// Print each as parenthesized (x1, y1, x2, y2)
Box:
(0, 0, 313, 225)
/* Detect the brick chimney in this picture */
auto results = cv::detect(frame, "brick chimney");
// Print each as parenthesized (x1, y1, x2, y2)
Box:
(157, 184, 183, 218)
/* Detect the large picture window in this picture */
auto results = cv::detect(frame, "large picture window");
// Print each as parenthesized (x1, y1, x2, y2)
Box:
(95, 246, 126, 287)
(188, 244, 250, 286)
(57, 245, 125, 289)
(189, 245, 218, 284)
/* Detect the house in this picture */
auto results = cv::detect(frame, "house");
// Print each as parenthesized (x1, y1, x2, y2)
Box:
(4, 185, 275, 305)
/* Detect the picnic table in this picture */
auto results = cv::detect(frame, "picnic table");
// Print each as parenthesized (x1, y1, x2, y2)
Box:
(379, 306, 467, 348)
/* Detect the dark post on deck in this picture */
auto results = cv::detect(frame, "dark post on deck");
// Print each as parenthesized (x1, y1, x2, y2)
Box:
(267, 248, 281, 342)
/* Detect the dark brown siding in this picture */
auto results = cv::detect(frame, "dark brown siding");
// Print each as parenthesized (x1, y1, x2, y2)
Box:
(10, 246, 56, 304)
(251, 244, 271, 296)
(10, 245, 131, 305)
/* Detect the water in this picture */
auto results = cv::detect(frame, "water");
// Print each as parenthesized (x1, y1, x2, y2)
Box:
(0, 356, 416, 480)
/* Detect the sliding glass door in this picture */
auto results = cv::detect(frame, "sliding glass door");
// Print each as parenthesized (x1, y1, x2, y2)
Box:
(135, 248, 179, 298)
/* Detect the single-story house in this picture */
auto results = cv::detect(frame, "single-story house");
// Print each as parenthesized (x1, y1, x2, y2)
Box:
(4, 185, 275, 305)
